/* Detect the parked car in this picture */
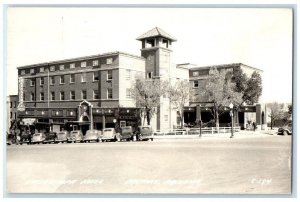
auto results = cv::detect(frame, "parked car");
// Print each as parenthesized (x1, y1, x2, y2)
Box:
(84, 130, 101, 143)
(101, 128, 118, 142)
(56, 131, 70, 143)
(69, 130, 84, 143)
(136, 126, 153, 141)
(31, 132, 46, 144)
(278, 123, 292, 136)
(118, 126, 134, 141)
(44, 131, 57, 144)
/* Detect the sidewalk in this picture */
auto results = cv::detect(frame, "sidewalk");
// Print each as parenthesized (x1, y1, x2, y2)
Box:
(153, 130, 277, 140)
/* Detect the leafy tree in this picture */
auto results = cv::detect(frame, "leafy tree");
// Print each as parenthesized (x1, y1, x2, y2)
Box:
(166, 80, 191, 128)
(130, 77, 166, 125)
(288, 104, 292, 116)
(243, 71, 262, 104)
(230, 66, 248, 93)
(267, 102, 285, 129)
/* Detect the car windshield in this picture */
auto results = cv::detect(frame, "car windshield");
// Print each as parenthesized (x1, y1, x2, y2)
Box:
(103, 129, 113, 132)
(58, 132, 65, 135)
(34, 133, 41, 136)
(141, 127, 151, 132)
(71, 131, 79, 134)
(122, 127, 132, 133)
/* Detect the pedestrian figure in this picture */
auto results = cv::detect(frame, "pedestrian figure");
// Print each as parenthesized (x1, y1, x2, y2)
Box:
(253, 122, 257, 131)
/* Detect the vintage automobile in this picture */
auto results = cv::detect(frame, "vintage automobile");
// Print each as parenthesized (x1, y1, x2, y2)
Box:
(43, 131, 57, 144)
(31, 132, 46, 144)
(84, 130, 101, 143)
(135, 126, 154, 141)
(69, 130, 84, 143)
(56, 131, 70, 143)
(101, 128, 118, 142)
(118, 126, 134, 141)
(278, 123, 292, 136)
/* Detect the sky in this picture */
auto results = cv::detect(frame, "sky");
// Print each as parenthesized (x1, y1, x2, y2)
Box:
(6, 7, 293, 103)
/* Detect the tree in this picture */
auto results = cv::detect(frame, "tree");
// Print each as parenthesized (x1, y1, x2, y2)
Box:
(230, 66, 248, 93)
(267, 102, 285, 129)
(130, 77, 166, 125)
(201, 67, 243, 129)
(243, 71, 262, 104)
(166, 80, 191, 128)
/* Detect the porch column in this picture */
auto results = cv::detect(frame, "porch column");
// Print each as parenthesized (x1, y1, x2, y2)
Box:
(102, 115, 106, 129)
(90, 105, 93, 130)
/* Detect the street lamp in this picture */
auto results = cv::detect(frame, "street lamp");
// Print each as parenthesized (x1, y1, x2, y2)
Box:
(229, 103, 234, 138)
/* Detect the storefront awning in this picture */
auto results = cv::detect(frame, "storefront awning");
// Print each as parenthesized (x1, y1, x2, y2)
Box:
(65, 121, 91, 125)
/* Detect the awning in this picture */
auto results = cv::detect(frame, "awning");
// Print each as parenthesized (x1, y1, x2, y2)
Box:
(65, 121, 91, 125)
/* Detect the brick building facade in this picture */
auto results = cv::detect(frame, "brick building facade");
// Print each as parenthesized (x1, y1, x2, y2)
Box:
(14, 27, 265, 133)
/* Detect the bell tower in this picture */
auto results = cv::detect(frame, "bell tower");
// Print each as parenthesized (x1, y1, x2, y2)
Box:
(137, 27, 177, 131)
(137, 27, 177, 79)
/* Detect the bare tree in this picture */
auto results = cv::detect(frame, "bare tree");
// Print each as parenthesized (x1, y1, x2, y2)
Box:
(130, 76, 166, 125)
(166, 80, 191, 128)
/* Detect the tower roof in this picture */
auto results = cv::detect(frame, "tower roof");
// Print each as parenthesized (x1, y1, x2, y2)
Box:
(137, 27, 177, 42)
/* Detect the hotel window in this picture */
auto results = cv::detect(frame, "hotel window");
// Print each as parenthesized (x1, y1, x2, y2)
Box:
(81, 61, 87, 67)
(106, 58, 113, 64)
(107, 88, 113, 99)
(93, 90, 100, 100)
(40, 92, 44, 101)
(81, 73, 86, 82)
(70, 63, 75, 69)
(93, 72, 99, 81)
(60, 92, 65, 101)
(82, 90, 87, 100)
(193, 71, 199, 77)
(10, 102, 12, 108)
(126, 88, 131, 98)
(21, 70, 25, 75)
(107, 70, 112, 80)
(51, 92, 55, 101)
(30, 68, 35, 74)
(60, 75, 65, 84)
(126, 70, 131, 80)
(70, 91, 75, 100)
(30, 93, 35, 101)
(59, 65, 64, 71)
(14, 102, 16, 107)
(50, 76, 55, 85)
(23, 93, 25, 101)
(40, 77, 44, 85)
(50, 66, 55, 71)
(92, 60, 99, 66)
(10, 112, 12, 119)
(193, 80, 199, 88)
(40, 67, 44, 73)
(70, 74, 75, 83)
(30, 79, 35, 86)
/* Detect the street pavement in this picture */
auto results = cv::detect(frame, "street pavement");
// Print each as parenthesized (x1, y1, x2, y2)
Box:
(6, 134, 292, 194)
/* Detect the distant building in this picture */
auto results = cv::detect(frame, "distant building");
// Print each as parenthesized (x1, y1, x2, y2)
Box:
(6, 95, 18, 132)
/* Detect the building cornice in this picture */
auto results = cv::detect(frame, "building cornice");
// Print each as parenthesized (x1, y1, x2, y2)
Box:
(17, 51, 144, 70)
